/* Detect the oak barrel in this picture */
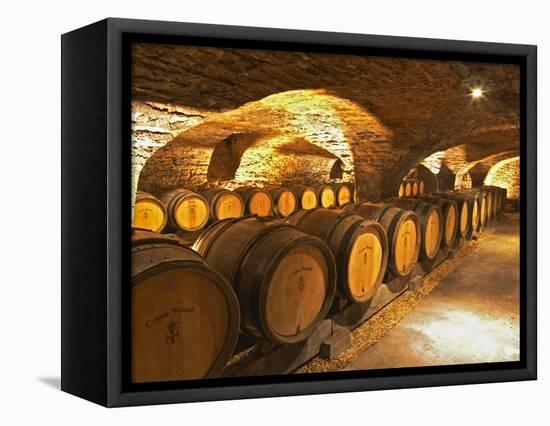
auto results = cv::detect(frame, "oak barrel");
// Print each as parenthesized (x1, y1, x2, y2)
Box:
(436, 192, 473, 240)
(418, 195, 459, 248)
(494, 188, 501, 215)
(475, 189, 490, 223)
(193, 217, 337, 344)
(286, 208, 388, 304)
(484, 186, 502, 217)
(485, 190, 497, 221)
(412, 181, 419, 196)
(233, 187, 274, 217)
(131, 230, 240, 383)
(398, 182, 405, 198)
(352, 202, 421, 279)
(134, 191, 168, 233)
(390, 198, 443, 261)
(159, 189, 210, 232)
(316, 184, 337, 208)
(291, 185, 319, 210)
(335, 184, 353, 206)
(458, 190, 485, 230)
(490, 186, 507, 215)
(404, 181, 412, 197)
(459, 191, 481, 233)
(268, 187, 298, 217)
(202, 188, 245, 221)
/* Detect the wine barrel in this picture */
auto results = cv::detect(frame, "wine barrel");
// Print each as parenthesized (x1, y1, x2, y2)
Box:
(418, 195, 459, 248)
(193, 217, 337, 344)
(412, 181, 419, 196)
(316, 184, 336, 208)
(286, 208, 388, 304)
(459, 191, 481, 233)
(484, 190, 493, 222)
(398, 182, 405, 198)
(390, 198, 443, 262)
(490, 190, 496, 222)
(268, 187, 298, 217)
(202, 188, 245, 221)
(353, 203, 421, 279)
(462, 190, 486, 229)
(489, 187, 501, 216)
(436, 192, 473, 240)
(134, 191, 167, 233)
(494, 189, 501, 216)
(233, 187, 273, 217)
(404, 181, 412, 197)
(419, 180, 425, 194)
(335, 184, 353, 206)
(291, 185, 319, 210)
(131, 230, 240, 383)
(484, 186, 502, 217)
(159, 189, 210, 232)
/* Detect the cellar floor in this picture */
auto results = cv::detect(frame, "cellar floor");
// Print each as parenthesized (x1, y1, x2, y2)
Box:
(345, 214, 520, 370)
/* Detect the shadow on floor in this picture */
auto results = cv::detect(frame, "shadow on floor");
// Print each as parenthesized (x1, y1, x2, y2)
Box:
(38, 377, 61, 390)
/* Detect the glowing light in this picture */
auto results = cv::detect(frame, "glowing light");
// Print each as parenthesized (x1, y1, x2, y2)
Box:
(421, 145, 469, 175)
(470, 87, 484, 99)
(408, 307, 520, 364)
(484, 156, 520, 198)
(421, 151, 445, 174)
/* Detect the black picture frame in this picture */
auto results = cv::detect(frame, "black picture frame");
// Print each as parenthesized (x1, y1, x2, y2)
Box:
(61, 17, 537, 407)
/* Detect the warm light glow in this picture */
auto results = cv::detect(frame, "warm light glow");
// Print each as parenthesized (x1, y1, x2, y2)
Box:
(470, 87, 484, 99)
(408, 307, 520, 364)
(421, 151, 445, 174)
(209, 89, 392, 187)
(484, 156, 520, 198)
(421, 145, 469, 175)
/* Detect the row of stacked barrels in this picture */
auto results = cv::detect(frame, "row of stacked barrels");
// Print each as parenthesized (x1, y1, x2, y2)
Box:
(131, 184, 506, 383)
(398, 178, 425, 197)
(132, 183, 356, 234)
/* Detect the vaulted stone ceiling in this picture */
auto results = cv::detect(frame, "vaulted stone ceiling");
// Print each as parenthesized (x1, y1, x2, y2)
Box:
(132, 42, 520, 200)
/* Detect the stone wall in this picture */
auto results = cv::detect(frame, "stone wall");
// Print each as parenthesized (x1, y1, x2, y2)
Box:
(130, 42, 521, 204)
(131, 101, 212, 201)
(485, 157, 520, 199)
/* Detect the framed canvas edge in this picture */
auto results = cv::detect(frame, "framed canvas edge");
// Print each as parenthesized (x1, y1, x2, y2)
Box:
(99, 18, 536, 407)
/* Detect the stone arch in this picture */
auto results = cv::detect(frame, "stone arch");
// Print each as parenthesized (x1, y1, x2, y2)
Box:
(399, 164, 439, 195)
(206, 133, 259, 182)
(131, 43, 521, 203)
(454, 150, 518, 189)
(232, 135, 342, 187)
(387, 125, 519, 201)
(415, 164, 439, 194)
(458, 172, 472, 189)
(136, 89, 391, 196)
(485, 156, 520, 199)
